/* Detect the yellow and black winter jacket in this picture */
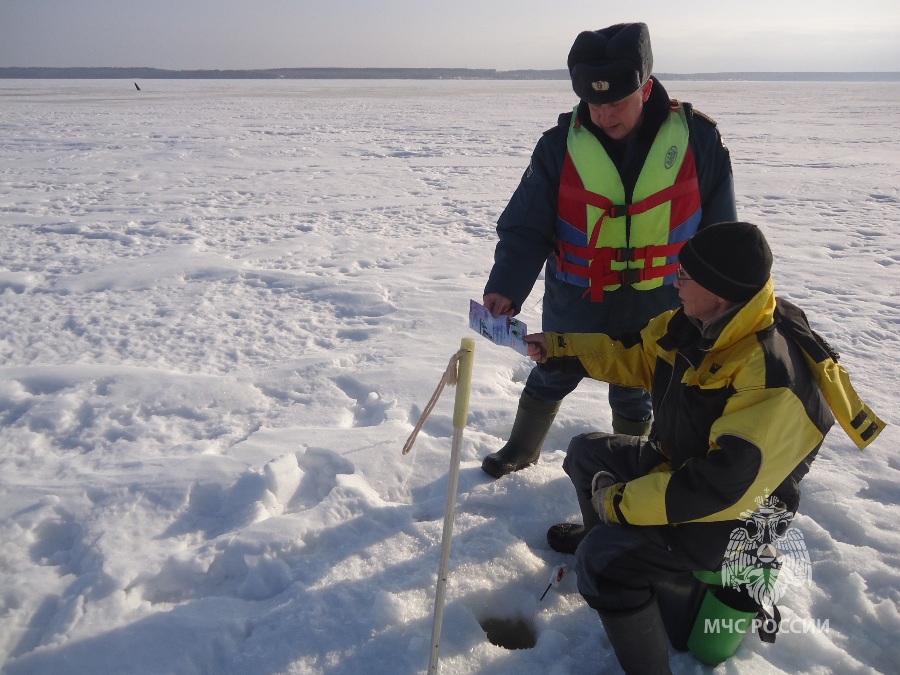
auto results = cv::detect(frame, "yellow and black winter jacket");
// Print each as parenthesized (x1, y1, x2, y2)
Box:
(543, 278, 883, 569)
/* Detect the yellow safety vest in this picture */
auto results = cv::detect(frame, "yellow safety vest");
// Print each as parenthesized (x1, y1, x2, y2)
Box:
(555, 101, 702, 302)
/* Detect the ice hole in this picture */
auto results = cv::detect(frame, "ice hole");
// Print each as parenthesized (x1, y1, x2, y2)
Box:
(479, 616, 537, 650)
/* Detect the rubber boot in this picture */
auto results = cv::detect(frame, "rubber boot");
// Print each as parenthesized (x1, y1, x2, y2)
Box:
(481, 391, 560, 479)
(599, 597, 673, 675)
(611, 411, 651, 438)
(654, 572, 708, 651)
(547, 490, 603, 554)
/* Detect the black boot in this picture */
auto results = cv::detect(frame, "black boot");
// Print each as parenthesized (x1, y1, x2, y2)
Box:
(547, 490, 603, 554)
(599, 597, 673, 675)
(481, 392, 560, 479)
(547, 523, 586, 554)
(654, 572, 708, 652)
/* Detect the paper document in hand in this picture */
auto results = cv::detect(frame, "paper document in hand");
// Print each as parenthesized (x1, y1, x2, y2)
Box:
(469, 300, 528, 355)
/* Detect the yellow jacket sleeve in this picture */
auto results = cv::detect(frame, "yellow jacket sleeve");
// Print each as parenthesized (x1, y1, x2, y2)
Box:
(544, 311, 674, 390)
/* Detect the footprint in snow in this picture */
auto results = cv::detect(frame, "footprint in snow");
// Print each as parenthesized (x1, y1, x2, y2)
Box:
(331, 375, 394, 427)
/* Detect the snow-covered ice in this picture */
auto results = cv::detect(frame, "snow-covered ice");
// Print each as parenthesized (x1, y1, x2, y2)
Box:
(0, 78, 898, 674)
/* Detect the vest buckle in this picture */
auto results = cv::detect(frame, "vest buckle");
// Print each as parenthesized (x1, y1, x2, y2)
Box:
(615, 247, 636, 262)
(618, 268, 642, 286)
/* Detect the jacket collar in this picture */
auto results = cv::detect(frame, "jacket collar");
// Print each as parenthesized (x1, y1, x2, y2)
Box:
(706, 277, 776, 353)
(657, 276, 776, 356)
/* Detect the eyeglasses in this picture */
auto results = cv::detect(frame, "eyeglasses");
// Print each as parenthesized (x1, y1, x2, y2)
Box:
(675, 267, 694, 283)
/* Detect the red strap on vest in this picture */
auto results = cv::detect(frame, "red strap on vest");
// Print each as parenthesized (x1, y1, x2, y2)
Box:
(558, 183, 614, 213)
(556, 242, 685, 301)
(591, 260, 681, 290)
(556, 242, 685, 276)
(558, 177, 698, 224)
(555, 177, 699, 301)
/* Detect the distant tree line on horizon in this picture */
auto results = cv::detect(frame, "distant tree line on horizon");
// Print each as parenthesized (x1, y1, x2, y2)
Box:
(1, 67, 898, 81)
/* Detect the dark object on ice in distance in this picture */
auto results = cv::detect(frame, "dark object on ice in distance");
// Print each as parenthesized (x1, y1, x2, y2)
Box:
(134, 82, 141, 91)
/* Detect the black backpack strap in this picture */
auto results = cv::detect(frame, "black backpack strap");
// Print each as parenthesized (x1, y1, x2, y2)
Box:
(756, 604, 781, 644)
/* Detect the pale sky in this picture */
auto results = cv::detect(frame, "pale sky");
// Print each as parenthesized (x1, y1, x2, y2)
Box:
(1, 0, 898, 72)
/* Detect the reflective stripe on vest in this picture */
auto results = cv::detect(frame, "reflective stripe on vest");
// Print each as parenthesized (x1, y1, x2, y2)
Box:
(555, 101, 702, 302)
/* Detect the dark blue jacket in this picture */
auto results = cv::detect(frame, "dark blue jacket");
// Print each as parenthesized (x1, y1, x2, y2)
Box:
(485, 78, 737, 337)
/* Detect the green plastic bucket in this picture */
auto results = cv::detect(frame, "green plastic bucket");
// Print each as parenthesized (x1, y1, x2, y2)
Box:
(687, 586, 758, 665)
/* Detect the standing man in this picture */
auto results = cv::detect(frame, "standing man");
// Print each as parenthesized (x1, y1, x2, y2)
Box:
(524, 222, 883, 672)
(482, 23, 737, 479)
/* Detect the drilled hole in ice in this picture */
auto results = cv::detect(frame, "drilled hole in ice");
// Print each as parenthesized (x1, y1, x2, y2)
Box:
(479, 616, 537, 650)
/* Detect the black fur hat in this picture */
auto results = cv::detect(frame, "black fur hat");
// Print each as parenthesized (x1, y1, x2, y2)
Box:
(679, 222, 774, 302)
(568, 23, 653, 104)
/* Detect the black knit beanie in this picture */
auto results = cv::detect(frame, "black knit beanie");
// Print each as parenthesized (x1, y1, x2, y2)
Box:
(678, 222, 773, 302)
(568, 23, 653, 104)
